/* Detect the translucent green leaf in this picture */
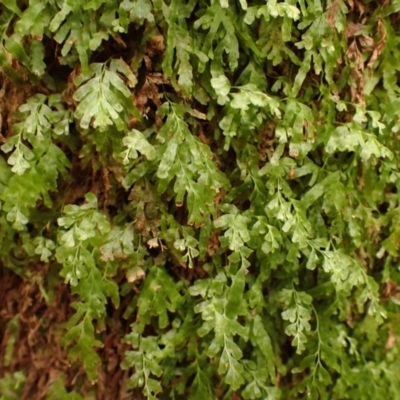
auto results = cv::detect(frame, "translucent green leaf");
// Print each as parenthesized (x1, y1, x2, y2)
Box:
(30, 40, 46, 76)
(49, 3, 72, 32)
(2, 0, 22, 16)
(211, 75, 231, 99)
(63, 317, 102, 382)
(15, 3, 47, 35)
(4, 34, 31, 68)
(157, 139, 178, 179)
(225, 264, 246, 319)
(219, 344, 245, 389)
(122, 130, 156, 161)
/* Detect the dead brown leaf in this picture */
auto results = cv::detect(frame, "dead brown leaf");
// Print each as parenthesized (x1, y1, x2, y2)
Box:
(346, 22, 363, 38)
(327, 0, 340, 29)
(148, 35, 165, 55)
(367, 18, 387, 70)
(346, 40, 365, 106)
(358, 35, 374, 49)
(126, 267, 146, 284)
(382, 279, 398, 299)
(147, 238, 159, 248)
(385, 331, 396, 351)
(346, 0, 365, 15)
(207, 231, 220, 257)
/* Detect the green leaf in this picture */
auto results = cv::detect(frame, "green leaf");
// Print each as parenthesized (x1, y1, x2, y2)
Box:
(49, 3, 72, 32)
(15, 3, 47, 35)
(251, 315, 276, 383)
(74, 62, 139, 130)
(2, 0, 22, 16)
(63, 317, 102, 382)
(122, 130, 156, 162)
(30, 40, 46, 76)
(4, 34, 31, 69)
(156, 139, 178, 179)
(279, 289, 312, 354)
(219, 339, 245, 389)
(211, 75, 231, 104)
(225, 264, 246, 319)
(301, 172, 338, 207)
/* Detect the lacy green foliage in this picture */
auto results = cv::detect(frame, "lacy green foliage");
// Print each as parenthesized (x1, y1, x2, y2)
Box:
(0, 371, 26, 400)
(1, 0, 400, 399)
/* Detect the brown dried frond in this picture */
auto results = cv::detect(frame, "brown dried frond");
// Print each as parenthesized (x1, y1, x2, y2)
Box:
(346, 40, 365, 106)
(367, 18, 387, 70)
(346, 0, 366, 15)
(327, 0, 340, 29)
